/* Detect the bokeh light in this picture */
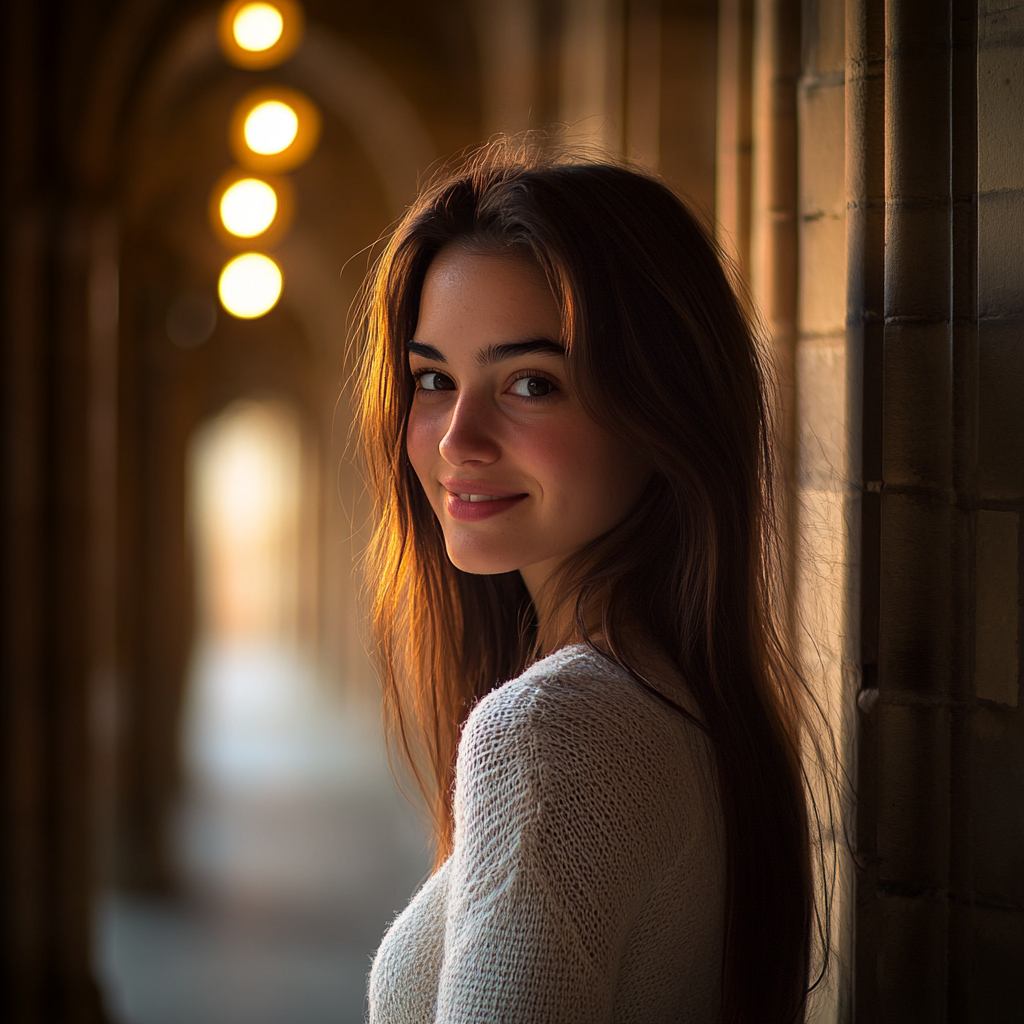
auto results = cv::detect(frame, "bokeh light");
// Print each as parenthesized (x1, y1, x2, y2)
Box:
(220, 178, 278, 238)
(232, 3, 283, 52)
(244, 101, 299, 156)
(217, 0, 303, 69)
(231, 87, 319, 171)
(209, 170, 294, 246)
(230, 87, 321, 172)
(218, 253, 283, 319)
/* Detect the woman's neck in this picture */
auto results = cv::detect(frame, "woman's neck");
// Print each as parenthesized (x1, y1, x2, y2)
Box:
(521, 569, 589, 656)
(522, 564, 641, 660)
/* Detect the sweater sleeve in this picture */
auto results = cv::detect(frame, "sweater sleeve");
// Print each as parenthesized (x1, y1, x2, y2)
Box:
(435, 666, 674, 1024)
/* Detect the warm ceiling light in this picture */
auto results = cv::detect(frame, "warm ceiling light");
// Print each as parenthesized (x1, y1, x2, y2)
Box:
(209, 170, 294, 247)
(220, 178, 278, 237)
(243, 101, 298, 155)
(218, 253, 283, 319)
(232, 3, 283, 52)
(218, 0, 303, 69)
(229, 87, 321, 172)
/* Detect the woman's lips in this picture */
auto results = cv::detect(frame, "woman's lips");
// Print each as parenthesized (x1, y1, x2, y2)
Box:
(443, 490, 528, 522)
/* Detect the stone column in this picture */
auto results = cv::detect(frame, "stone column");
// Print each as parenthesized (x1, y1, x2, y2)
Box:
(971, 0, 1024, 1015)
(0, 2, 110, 1016)
(852, 0, 1024, 1018)
(845, 0, 886, 1016)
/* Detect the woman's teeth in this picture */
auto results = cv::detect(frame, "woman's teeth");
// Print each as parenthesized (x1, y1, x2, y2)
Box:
(460, 494, 503, 502)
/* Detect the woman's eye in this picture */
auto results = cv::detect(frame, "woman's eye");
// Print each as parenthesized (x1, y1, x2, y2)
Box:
(508, 376, 556, 398)
(416, 370, 455, 392)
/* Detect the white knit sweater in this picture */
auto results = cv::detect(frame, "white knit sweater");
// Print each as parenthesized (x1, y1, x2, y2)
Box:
(368, 644, 725, 1024)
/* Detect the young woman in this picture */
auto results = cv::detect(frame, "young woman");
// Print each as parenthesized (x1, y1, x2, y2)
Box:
(355, 142, 818, 1023)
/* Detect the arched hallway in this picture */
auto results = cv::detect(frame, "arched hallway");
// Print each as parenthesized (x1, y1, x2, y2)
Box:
(2, 1, 1022, 1021)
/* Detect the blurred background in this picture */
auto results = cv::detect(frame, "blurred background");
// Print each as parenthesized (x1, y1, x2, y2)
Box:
(5, 1, 1024, 1022)
(89, 3, 719, 1021)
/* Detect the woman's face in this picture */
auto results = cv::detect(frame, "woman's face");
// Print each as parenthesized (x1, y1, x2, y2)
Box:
(406, 246, 651, 599)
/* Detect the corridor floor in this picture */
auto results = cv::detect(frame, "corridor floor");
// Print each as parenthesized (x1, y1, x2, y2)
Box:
(95, 642, 431, 1024)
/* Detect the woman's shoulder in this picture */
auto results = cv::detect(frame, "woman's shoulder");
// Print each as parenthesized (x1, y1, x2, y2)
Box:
(460, 643, 707, 772)
(475, 642, 697, 717)
(471, 643, 620, 712)
(453, 642, 721, 874)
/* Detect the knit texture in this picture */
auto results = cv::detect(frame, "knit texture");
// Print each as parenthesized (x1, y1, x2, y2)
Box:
(368, 644, 725, 1024)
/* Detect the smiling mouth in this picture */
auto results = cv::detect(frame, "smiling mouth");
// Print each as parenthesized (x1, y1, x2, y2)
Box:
(443, 490, 528, 522)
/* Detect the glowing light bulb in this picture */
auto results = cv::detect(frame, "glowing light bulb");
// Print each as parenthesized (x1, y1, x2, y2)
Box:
(232, 3, 284, 52)
(243, 101, 298, 156)
(219, 178, 278, 238)
(218, 253, 283, 319)
(229, 88, 319, 171)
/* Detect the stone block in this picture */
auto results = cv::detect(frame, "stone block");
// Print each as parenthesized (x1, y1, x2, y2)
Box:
(882, 322, 953, 490)
(800, 217, 847, 337)
(875, 890, 948, 1024)
(974, 511, 1020, 706)
(884, 205, 952, 317)
(876, 703, 951, 886)
(799, 78, 846, 216)
(971, 706, 1024, 900)
(878, 495, 953, 688)
(797, 337, 849, 489)
(978, 318, 1024, 501)
(979, 189, 1024, 319)
(979, 7, 1024, 195)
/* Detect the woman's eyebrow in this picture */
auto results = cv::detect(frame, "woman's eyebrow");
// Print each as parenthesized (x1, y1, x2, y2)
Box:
(477, 339, 564, 366)
(407, 340, 445, 362)
(406, 338, 564, 365)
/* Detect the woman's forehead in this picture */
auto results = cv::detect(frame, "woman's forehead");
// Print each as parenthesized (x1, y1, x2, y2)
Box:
(413, 248, 561, 351)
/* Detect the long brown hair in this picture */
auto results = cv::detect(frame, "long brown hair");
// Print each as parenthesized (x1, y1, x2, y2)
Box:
(354, 140, 815, 1023)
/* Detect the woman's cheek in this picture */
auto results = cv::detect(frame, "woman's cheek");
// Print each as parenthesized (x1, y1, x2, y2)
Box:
(405, 408, 440, 483)
(509, 415, 584, 478)
(530, 416, 646, 525)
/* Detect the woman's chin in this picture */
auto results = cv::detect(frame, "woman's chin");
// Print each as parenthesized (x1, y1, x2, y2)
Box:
(445, 544, 524, 577)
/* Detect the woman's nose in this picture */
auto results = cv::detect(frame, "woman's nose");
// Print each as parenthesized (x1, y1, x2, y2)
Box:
(438, 392, 501, 466)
